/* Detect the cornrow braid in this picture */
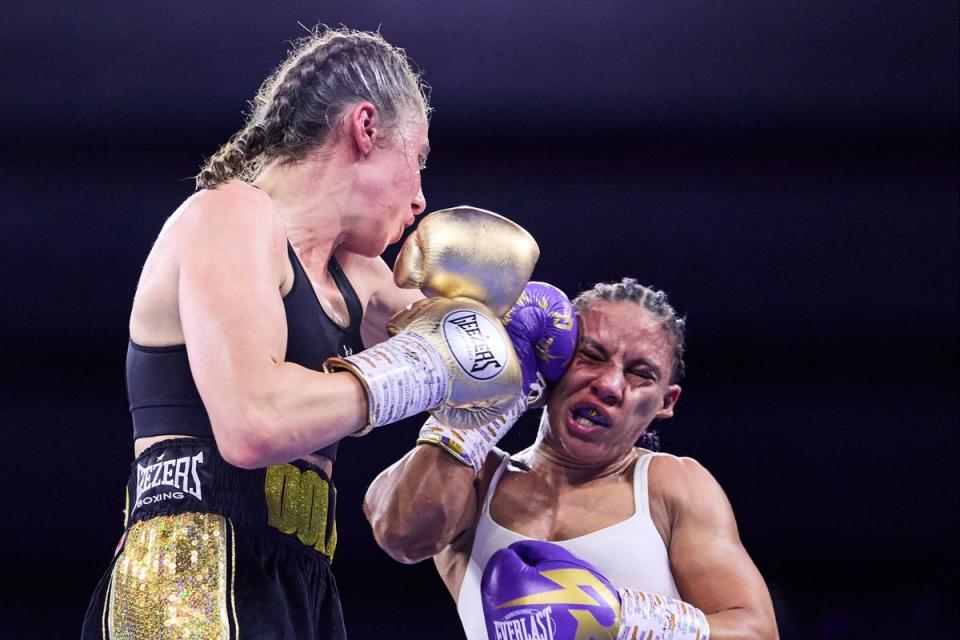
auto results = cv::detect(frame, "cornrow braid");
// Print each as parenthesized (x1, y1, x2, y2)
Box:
(196, 27, 430, 189)
(572, 278, 687, 383)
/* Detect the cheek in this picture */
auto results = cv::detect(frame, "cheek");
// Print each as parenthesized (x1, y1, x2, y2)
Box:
(628, 392, 667, 420)
(547, 370, 583, 409)
(396, 165, 419, 198)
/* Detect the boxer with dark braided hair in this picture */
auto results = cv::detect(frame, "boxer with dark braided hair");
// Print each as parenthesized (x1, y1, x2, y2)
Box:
(82, 26, 565, 639)
(571, 278, 687, 451)
(365, 278, 779, 640)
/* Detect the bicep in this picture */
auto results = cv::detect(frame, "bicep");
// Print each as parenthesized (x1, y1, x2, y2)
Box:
(664, 460, 776, 630)
(359, 257, 424, 345)
(177, 194, 288, 421)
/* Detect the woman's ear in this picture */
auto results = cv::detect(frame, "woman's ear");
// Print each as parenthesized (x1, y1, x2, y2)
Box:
(347, 102, 379, 156)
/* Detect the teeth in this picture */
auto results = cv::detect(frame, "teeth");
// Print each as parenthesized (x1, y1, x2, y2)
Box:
(572, 408, 608, 427)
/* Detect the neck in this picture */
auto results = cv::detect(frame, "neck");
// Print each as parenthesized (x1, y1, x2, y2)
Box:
(253, 153, 351, 260)
(520, 411, 638, 485)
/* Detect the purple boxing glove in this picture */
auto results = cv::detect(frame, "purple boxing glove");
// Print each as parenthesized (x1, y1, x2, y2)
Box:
(481, 540, 621, 640)
(481, 540, 711, 640)
(414, 286, 573, 472)
(501, 282, 578, 404)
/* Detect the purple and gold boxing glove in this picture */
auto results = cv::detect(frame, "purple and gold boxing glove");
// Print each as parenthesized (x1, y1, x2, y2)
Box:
(501, 282, 578, 405)
(481, 540, 710, 640)
(417, 282, 577, 471)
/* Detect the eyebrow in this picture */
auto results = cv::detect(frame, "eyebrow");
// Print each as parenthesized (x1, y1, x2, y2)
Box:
(581, 338, 663, 377)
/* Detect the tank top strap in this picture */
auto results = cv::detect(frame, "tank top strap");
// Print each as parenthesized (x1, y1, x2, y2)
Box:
(285, 243, 362, 333)
(285, 242, 306, 296)
(328, 256, 363, 332)
(633, 451, 663, 517)
(482, 455, 512, 515)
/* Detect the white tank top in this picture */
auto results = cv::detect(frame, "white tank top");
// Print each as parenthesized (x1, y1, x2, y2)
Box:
(456, 451, 680, 640)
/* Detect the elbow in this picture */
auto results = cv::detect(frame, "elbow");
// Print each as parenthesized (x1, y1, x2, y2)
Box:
(757, 606, 780, 640)
(754, 627, 779, 640)
(217, 437, 269, 469)
(762, 620, 780, 640)
(215, 429, 271, 469)
(211, 401, 283, 469)
(373, 526, 445, 565)
(374, 533, 429, 565)
(743, 611, 779, 640)
(365, 501, 448, 564)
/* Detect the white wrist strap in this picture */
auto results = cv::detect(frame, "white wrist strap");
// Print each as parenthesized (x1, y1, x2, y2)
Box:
(616, 588, 710, 640)
(325, 332, 448, 433)
(417, 397, 527, 470)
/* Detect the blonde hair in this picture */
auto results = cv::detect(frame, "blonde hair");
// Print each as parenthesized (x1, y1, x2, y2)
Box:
(196, 27, 430, 189)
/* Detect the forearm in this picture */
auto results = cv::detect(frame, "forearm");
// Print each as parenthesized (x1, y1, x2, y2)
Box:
(365, 444, 477, 563)
(615, 590, 776, 640)
(208, 363, 368, 468)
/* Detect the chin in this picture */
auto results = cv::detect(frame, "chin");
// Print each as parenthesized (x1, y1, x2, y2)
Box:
(560, 439, 614, 466)
(548, 420, 607, 463)
(351, 235, 391, 258)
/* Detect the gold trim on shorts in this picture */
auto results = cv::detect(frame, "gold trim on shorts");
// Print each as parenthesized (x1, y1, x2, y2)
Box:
(106, 513, 235, 639)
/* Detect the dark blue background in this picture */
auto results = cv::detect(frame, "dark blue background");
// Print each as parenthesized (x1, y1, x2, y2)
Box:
(1, 1, 956, 638)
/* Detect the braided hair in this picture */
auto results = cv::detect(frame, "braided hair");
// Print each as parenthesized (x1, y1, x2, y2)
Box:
(196, 27, 430, 189)
(572, 278, 687, 451)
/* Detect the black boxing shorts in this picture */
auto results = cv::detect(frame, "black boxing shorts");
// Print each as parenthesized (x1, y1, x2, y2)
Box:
(82, 438, 346, 639)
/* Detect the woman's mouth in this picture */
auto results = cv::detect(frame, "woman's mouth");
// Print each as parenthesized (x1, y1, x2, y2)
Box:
(571, 406, 610, 428)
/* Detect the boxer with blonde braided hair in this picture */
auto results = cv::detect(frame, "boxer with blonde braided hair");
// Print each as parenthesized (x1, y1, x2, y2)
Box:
(82, 26, 557, 639)
(196, 28, 429, 189)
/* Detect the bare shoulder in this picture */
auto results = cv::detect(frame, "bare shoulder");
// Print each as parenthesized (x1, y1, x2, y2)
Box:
(648, 452, 730, 517)
(648, 452, 714, 488)
(171, 182, 289, 279)
(175, 181, 280, 237)
(647, 452, 744, 555)
(131, 182, 285, 345)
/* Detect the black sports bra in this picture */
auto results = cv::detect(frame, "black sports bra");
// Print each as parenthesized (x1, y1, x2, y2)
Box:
(126, 243, 365, 462)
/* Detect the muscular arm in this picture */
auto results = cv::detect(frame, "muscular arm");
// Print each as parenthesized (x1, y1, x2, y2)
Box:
(660, 457, 779, 640)
(177, 186, 368, 468)
(348, 253, 423, 346)
(364, 445, 499, 564)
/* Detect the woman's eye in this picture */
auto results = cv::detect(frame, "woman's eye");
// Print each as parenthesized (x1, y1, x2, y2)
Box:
(628, 370, 657, 384)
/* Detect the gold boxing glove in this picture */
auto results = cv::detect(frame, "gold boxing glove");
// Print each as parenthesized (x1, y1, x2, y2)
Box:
(325, 297, 523, 433)
(393, 206, 540, 317)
